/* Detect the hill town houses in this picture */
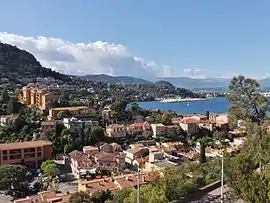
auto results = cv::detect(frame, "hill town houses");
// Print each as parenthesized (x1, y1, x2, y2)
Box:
(1, 85, 247, 202)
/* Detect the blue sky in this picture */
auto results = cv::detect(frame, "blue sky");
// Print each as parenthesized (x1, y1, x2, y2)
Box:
(0, 0, 270, 78)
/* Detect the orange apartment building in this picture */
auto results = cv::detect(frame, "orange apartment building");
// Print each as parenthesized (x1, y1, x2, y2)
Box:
(18, 86, 54, 110)
(48, 106, 94, 120)
(0, 140, 53, 168)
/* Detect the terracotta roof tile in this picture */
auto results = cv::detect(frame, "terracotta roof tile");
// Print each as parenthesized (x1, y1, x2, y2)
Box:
(0, 140, 52, 150)
(50, 106, 94, 111)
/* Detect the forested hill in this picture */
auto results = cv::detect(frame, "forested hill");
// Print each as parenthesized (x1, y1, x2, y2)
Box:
(0, 42, 71, 83)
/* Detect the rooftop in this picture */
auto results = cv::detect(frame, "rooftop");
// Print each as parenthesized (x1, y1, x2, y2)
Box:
(50, 106, 93, 111)
(107, 124, 125, 128)
(152, 160, 176, 168)
(14, 190, 71, 203)
(0, 140, 52, 150)
(41, 120, 55, 126)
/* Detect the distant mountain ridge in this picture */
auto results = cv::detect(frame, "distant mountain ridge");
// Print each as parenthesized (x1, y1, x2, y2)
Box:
(81, 74, 270, 90)
(81, 74, 152, 84)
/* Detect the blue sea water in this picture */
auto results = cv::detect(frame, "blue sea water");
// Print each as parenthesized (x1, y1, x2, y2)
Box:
(136, 97, 229, 114)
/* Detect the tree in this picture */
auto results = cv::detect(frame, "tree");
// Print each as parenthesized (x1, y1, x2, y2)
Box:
(69, 191, 92, 203)
(191, 128, 213, 163)
(226, 75, 268, 126)
(0, 165, 28, 190)
(7, 97, 21, 114)
(91, 190, 113, 203)
(111, 188, 133, 203)
(226, 76, 268, 171)
(0, 89, 10, 104)
(160, 112, 172, 125)
(41, 160, 60, 177)
(91, 126, 105, 141)
(130, 103, 140, 113)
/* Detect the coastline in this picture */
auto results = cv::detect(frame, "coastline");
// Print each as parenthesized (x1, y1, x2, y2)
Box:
(157, 97, 209, 103)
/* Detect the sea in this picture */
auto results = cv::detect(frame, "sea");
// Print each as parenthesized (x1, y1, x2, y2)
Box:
(136, 97, 230, 114)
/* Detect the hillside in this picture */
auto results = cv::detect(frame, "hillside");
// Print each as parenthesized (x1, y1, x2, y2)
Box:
(0, 42, 196, 100)
(82, 74, 152, 84)
(0, 42, 71, 83)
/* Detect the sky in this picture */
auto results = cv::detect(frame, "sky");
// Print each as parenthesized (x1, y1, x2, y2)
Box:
(0, 0, 270, 79)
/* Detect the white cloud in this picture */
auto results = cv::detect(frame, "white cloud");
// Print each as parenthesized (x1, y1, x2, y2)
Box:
(0, 32, 173, 78)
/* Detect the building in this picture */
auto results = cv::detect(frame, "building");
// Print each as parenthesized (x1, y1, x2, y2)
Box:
(150, 123, 166, 138)
(106, 124, 127, 138)
(62, 117, 97, 130)
(0, 140, 53, 168)
(94, 152, 125, 170)
(69, 149, 125, 179)
(48, 106, 94, 120)
(198, 120, 215, 131)
(179, 117, 199, 135)
(127, 121, 152, 138)
(78, 173, 149, 194)
(124, 148, 149, 165)
(13, 190, 71, 203)
(69, 150, 96, 179)
(83, 146, 99, 155)
(165, 125, 178, 136)
(18, 86, 54, 110)
(41, 120, 56, 136)
(145, 159, 177, 172)
(0, 114, 18, 126)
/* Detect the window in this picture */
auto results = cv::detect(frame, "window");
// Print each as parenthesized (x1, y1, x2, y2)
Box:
(3, 150, 7, 155)
(24, 148, 35, 153)
(10, 149, 21, 154)
(37, 147, 41, 152)
(9, 154, 21, 160)
(3, 156, 7, 160)
(37, 152, 41, 157)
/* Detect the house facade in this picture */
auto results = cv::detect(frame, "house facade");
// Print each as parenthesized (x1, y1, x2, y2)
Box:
(0, 140, 53, 168)
(151, 124, 166, 138)
(106, 124, 127, 138)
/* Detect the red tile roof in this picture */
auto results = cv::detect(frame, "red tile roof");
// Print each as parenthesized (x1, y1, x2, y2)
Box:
(108, 124, 125, 128)
(0, 140, 52, 150)
(180, 117, 199, 124)
(14, 191, 71, 203)
(50, 106, 94, 111)
(95, 152, 117, 162)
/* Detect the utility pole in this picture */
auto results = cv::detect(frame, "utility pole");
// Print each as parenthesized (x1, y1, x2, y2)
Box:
(216, 152, 224, 203)
(221, 152, 224, 203)
(137, 167, 140, 203)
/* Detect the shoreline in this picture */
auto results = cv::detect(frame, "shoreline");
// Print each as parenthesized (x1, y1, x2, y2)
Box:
(157, 97, 210, 103)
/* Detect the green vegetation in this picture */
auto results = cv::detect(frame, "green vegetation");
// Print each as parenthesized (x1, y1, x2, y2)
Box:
(0, 101, 43, 142)
(0, 42, 71, 83)
(0, 165, 28, 190)
(69, 191, 92, 203)
(69, 190, 112, 203)
(225, 75, 270, 202)
(104, 160, 221, 203)
(41, 160, 60, 178)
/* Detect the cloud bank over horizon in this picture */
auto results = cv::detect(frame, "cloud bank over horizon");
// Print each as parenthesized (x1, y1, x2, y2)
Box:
(0, 32, 176, 79)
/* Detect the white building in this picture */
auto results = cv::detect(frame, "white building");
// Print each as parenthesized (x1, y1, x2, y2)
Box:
(150, 123, 166, 138)
(63, 117, 97, 130)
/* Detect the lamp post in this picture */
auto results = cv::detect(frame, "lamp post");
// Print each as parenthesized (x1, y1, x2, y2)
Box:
(137, 167, 140, 203)
(216, 152, 224, 202)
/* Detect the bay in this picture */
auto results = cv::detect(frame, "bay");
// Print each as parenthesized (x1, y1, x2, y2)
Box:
(136, 97, 229, 114)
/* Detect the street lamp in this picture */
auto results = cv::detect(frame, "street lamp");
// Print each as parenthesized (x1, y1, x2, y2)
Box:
(137, 167, 141, 203)
(215, 152, 224, 202)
